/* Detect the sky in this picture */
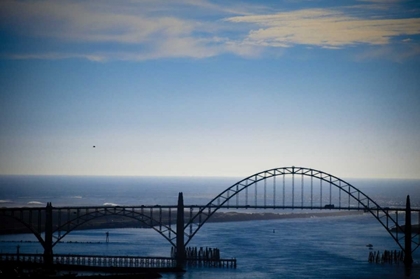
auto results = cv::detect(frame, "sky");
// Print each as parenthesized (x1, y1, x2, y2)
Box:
(0, 0, 419, 179)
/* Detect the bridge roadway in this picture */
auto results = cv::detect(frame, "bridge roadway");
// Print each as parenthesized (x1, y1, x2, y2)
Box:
(1, 166, 419, 269)
(3, 204, 417, 210)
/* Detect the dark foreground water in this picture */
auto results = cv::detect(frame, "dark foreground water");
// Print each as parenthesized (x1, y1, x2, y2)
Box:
(0, 175, 419, 278)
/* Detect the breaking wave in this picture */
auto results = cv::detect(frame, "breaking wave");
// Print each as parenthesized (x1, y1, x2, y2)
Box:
(0, 200, 12, 203)
(103, 203, 118, 206)
(27, 201, 44, 205)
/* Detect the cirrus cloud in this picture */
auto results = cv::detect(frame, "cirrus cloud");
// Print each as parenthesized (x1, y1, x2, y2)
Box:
(226, 9, 420, 49)
(0, 0, 419, 61)
(0, 0, 234, 60)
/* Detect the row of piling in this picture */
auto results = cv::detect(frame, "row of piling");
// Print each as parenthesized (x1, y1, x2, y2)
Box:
(170, 246, 236, 268)
(368, 250, 404, 264)
(188, 247, 220, 261)
(171, 246, 221, 261)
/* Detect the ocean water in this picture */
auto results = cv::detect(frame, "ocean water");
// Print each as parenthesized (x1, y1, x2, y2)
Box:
(0, 176, 238, 207)
(0, 175, 419, 278)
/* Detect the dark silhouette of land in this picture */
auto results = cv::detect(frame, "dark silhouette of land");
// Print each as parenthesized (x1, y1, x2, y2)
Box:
(0, 210, 364, 235)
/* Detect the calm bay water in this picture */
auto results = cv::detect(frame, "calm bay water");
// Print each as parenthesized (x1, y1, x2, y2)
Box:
(0, 175, 419, 278)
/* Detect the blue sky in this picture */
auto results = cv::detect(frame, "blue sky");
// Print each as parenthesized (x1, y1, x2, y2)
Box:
(0, 0, 419, 179)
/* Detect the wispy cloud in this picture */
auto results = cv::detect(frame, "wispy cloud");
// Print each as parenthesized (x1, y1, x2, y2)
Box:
(355, 41, 420, 62)
(357, 0, 404, 3)
(0, 1, 197, 43)
(0, 0, 264, 60)
(0, 0, 419, 61)
(2, 52, 107, 62)
(226, 9, 420, 49)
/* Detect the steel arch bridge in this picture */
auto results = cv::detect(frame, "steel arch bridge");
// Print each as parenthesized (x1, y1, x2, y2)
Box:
(184, 167, 419, 252)
(1, 166, 419, 264)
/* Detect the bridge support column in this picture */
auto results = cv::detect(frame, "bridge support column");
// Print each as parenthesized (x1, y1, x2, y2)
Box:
(43, 202, 53, 266)
(404, 195, 412, 266)
(176, 192, 185, 269)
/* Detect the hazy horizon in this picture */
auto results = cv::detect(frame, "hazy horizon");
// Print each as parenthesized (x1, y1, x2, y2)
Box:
(2, 172, 420, 182)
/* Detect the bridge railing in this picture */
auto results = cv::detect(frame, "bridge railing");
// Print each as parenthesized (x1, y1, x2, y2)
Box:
(0, 253, 177, 268)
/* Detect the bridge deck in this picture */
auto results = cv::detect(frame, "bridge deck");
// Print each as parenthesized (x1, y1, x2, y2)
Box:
(1, 205, 418, 211)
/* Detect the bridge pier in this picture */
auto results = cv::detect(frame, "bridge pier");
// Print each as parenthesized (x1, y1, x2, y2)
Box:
(404, 195, 412, 266)
(176, 192, 185, 269)
(43, 202, 53, 266)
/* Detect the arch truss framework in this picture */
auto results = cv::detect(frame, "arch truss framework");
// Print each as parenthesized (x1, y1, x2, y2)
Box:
(185, 167, 420, 254)
(0, 205, 179, 250)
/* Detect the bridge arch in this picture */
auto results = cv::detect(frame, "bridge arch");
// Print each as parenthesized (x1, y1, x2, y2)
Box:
(0, 215, 46, 247)
(52, 207, 178, 247)
(0, 206, 178, 252)
(185, 167, 409, 251)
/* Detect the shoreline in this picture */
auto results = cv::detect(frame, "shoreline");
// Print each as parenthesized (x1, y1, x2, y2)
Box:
(0, 210, 364, 235)
(208, 210, 363, 222)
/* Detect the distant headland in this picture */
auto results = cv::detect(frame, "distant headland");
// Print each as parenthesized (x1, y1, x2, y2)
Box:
(0, 210, 363, 235)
